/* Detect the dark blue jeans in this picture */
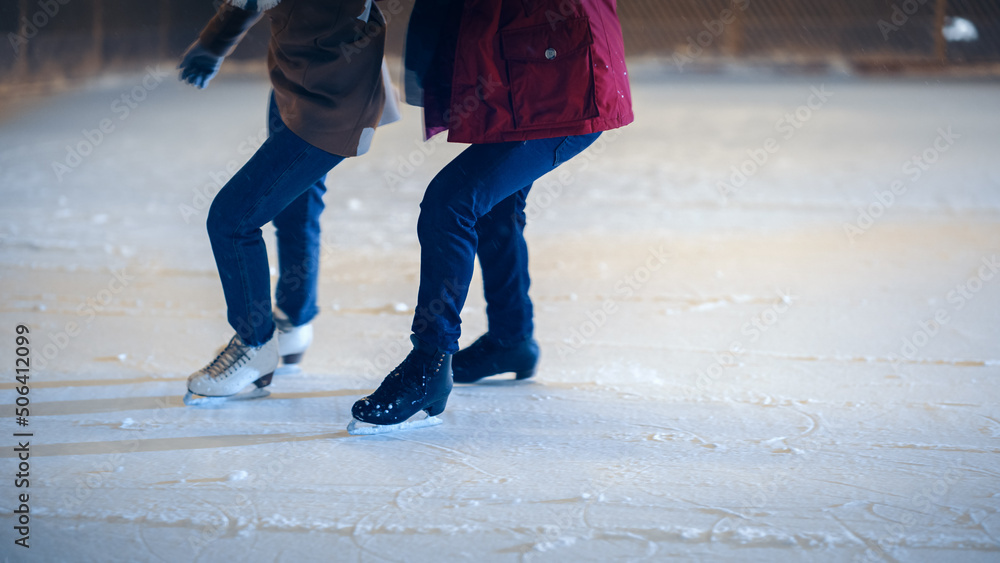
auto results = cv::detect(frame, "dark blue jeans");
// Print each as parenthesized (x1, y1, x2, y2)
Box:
(412, 132, 601, 353)
(207, 93, 345, 346)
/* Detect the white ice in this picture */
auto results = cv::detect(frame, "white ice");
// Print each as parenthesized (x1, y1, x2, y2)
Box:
(1, 63, 999, 561)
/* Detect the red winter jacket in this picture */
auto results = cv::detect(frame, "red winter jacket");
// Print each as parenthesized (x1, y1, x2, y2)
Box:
(404, 0, 634, 143)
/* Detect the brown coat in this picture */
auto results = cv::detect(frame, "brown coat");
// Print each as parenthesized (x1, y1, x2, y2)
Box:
(202, 0, 400, 157)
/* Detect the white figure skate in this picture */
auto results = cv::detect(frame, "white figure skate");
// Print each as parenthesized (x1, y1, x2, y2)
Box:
(274, 308, 313, 376)
(184, 334, 279, 406)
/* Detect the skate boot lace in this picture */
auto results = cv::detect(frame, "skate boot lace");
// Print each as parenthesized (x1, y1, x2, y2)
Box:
(204, 336, 252, 381)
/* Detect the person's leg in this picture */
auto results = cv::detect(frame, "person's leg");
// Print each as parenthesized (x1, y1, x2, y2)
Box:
(273, 176, 327, 326)
(474, 187, 533, 344)
(411, 132, 601, 353)
(270, 91, 327, 327)
(206, 105, 345, 347)
(353, 132, 601, 426)
(449, 187, 538, 384)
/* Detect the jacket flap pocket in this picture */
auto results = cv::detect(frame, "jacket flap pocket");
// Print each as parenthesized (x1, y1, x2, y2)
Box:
(500, 18, 593, 62)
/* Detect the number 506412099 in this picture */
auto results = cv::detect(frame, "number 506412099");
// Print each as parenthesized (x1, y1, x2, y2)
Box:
(15, 325, 30, 412)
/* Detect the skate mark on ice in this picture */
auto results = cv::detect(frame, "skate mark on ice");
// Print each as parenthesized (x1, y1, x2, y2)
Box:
(811, 478, 907, 499)
(186, 388, 369, 406)
(325, 303, 413, 316)
(152, 473, 247, 486)
(135, 525, 171, 563)
(868, 443, 1000, 454)
(953, 464, 1000, 481)
(392, 436, 497, 477)
(977, 510, 1000, 544)
(978, 415, 1000, 438)
(0, 375, 186, 390)
(753, 436, 803, 454)
(830, 514, 904, 563)
(660, 345, 994, 369)
(749, 351, 992, 368)
(533, 293, 788, 308)
(350, 509, 413, 563)
(267, 389, 369, 401)
(629, 423, 720, 449)
(793, 409, 820, 438)
(676, 498, 749, 523)
(0, 431, 351, 458)
(30, 389, 369, 416)
(32, 395, 186, 416)
(534, 497, 590, 505)
(72, 418, 151, 431)
(167, 496, 261, 557)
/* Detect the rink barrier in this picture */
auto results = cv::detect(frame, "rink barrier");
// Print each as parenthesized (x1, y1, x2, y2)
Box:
(3, 0, 1000, 92)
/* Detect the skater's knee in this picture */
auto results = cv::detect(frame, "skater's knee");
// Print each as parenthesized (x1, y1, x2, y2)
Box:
(206, 197, 236, 242)
(419, 175, 450, 212)
(419, 181, 475, 236)
(417, 199, 471, 242)
(415, 205, 441, 242)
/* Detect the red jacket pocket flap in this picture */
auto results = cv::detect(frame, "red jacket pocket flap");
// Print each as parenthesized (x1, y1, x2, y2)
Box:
(500, 17, 594, 62)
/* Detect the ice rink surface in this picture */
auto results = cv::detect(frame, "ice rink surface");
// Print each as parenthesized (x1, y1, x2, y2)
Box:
(1, 64, 999, 561)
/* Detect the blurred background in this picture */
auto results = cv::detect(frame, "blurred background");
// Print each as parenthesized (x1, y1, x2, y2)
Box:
(2, 0, 1000, 93)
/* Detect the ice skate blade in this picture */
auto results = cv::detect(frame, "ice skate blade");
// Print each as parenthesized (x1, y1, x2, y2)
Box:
(183, 388, 270, 407)
(274, 364, 301, 377)
(347, 414, 443, 435)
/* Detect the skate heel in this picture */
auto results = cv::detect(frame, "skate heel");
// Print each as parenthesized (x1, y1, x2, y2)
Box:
(253, 372, 275, 388)
(282, 352, 303, 365)
(515, 367, 537, 380)
(424, 397, 448, 417)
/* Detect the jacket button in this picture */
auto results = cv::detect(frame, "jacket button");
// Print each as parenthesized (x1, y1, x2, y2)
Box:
(545, 48, 557, 60)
